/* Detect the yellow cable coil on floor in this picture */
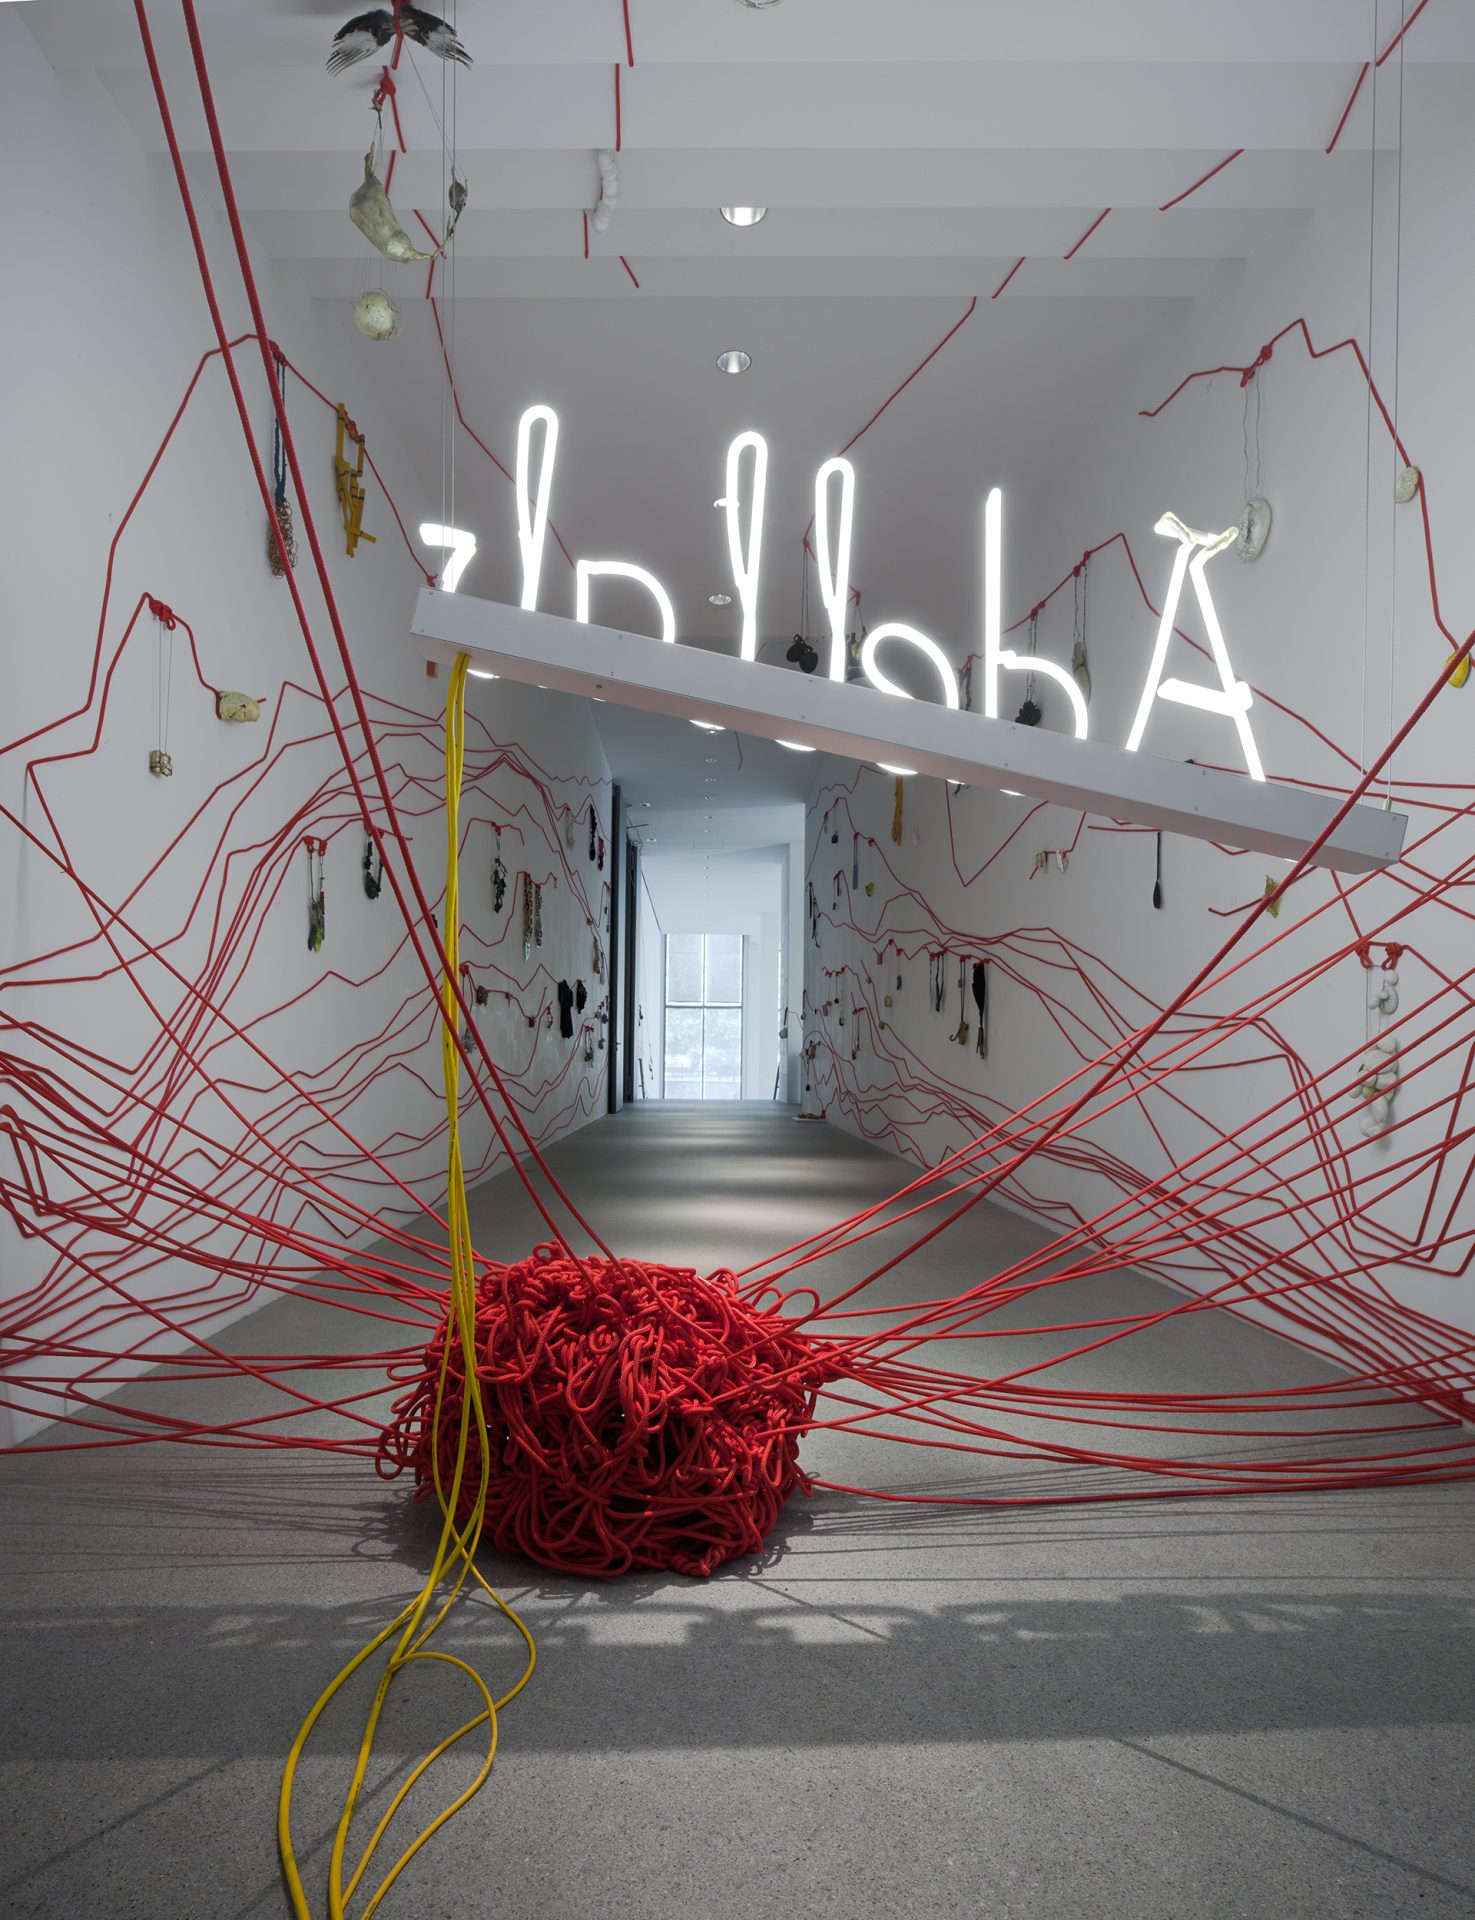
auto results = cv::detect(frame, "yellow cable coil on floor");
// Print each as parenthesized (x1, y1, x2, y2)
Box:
(278, 652, 537, 1919)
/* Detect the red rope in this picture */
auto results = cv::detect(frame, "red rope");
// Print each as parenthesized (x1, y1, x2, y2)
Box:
(1158, 148, 1244, 212)
(1063, 208, 1111, 260)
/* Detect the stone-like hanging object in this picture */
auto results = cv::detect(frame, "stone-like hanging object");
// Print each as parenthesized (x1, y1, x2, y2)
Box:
(216, 690, 260, 724)
(349, 148, 437, 263)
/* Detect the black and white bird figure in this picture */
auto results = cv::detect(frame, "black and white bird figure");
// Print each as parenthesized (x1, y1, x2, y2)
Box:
(327, 8, 471, 75)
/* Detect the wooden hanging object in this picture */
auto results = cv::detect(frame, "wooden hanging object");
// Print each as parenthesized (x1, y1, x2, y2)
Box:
(334, 405, 376, 558)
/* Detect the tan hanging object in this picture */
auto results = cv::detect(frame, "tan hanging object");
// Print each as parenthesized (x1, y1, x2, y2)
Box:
(334, 406, 376, 558)
(891, 776, 904, 845)
(216, 690, 260, 724)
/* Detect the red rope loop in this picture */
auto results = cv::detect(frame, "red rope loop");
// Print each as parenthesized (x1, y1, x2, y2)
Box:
(145, 595, 177, 629)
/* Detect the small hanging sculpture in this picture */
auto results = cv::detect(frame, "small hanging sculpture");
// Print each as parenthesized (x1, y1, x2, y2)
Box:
(362, 831, 383, 900)
(266, 351, 298, 574)
(334, 406, 376, 557)
(952, 960, 970, 1047)
(353, 289, 401, 342)
(150, 596, 175, 777)
(306, 840, 327, 953)
(972, 961, 988, 1059)
(328, 8, 471, 74)
(1358, 957, 1402, 1138)
(521, 874, 534, 963)
(1015, 609, 1043, 726)
(533, 883, 544, 949)
(492, 828, 507, 913)
(349, 146, 466, 265)
(1071, 559, 1092, 701)
(217, 690, 260, 724)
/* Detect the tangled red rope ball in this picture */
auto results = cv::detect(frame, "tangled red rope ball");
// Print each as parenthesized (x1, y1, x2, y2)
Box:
(378, 1247, 839, 1577)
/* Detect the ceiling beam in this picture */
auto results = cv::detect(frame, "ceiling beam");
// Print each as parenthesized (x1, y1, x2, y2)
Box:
(411, 589, 1406, 874)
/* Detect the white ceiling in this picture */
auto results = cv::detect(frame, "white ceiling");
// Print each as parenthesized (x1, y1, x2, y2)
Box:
(27, 0, 1475, 847)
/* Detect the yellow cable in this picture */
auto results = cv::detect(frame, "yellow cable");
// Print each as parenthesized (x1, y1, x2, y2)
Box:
(278, 652, 537, 1919)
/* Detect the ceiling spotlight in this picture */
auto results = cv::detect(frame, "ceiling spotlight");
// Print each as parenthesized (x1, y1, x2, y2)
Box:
(690, 720, 726, 732)
(716, 350, 752, 375)
(709, 591, 733, 606)
(736, 0, 784, 9)
(785, 633, 819, 675)
(777, 740, 816, 752)
(879, 763, 917, 777)
(720, 206, 768, 227)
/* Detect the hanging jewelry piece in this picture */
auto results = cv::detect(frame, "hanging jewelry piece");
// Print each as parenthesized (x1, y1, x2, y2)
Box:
(892, 776, 904, 845)
(521, 874, 533, 962)
(492, 827, 507, 913)
(1152, 832, 1163, 909)
(362, 830, 382, 900)
(952, 959, 970, 1047)
(333, 405, 375, 557)
(306, 839, 326, 953)
(266, 350, 298, 574)
(533, 883, 543, 948)
(830, 811, 840, 845)
(149, 596, 175, 778)
(565, 808, 576, 850)
(592, 925, 604, 978)
(589, 808, 598, 862)
(852, 833, 860, 890)
(931, 951, 945, 1013)
(972, 961, 988, 1058)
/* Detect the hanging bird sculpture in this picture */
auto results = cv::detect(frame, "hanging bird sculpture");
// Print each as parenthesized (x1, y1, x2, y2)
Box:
(327, 8, 471, 74)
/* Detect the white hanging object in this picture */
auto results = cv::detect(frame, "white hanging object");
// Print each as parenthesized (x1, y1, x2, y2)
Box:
(589, 149, 619, 233)
(216, 690, 260, 723)
(1393, 466, 1421, 505)
(1235, 496, 1272, 562)
(353, 288, 400, 341)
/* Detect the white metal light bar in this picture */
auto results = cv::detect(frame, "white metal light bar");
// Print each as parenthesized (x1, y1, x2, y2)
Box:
(410, 589, 1406, 874)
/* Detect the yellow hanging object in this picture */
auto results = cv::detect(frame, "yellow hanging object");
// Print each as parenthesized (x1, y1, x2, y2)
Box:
(1446, 651, 1470, 690)
(1262, 874, 1282, 919)
(276, 653, 536, 1920)
(891, 775, 904, 845)
(334, 404, 377, 558)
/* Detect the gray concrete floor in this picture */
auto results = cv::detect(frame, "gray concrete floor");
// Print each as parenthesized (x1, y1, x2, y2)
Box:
(3, 1103, 1475, 1919)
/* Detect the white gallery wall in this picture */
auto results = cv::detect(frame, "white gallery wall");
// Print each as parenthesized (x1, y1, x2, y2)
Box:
(805, 58, 1475, 1351)
(0, 18, 612, 1442)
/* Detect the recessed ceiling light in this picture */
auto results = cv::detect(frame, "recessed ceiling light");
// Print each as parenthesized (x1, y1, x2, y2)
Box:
(703, 756, 719, 763)
(690, 720, 725, 732)
(709, 592, 732, 606)
(716, 350, 752, 375)
(879, 763, 917, 777)
(720, 206, 768, 227)
(776, 739, 816, 752)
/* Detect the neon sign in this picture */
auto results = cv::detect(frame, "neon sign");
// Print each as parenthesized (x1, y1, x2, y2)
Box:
(424, 404, 1266, 784)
